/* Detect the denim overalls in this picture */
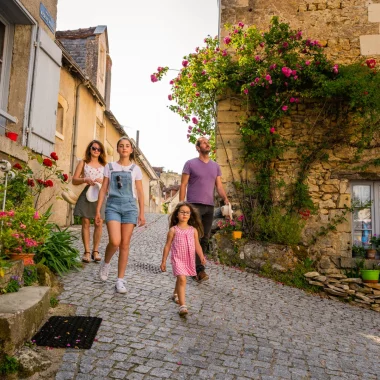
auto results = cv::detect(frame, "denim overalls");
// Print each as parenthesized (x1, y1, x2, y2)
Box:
(105, 163, 138, 224)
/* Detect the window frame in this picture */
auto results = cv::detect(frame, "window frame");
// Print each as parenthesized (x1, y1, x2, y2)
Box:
(351, 181, 379, 249)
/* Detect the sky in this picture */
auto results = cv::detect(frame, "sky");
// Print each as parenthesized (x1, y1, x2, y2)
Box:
(57, 0, 219, 174)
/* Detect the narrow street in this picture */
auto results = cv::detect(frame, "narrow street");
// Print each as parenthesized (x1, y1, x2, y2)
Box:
(55, 214, 380, 380)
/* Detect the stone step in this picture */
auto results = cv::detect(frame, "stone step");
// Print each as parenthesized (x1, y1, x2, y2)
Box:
(0, 286, 50, 356)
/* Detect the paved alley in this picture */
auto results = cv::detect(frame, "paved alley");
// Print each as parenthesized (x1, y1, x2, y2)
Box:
(56, 214, 380, 380)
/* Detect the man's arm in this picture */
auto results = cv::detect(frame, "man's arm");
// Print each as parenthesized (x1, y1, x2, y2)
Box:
(215, 176, 229, 204)
(179, 173, 189, 202)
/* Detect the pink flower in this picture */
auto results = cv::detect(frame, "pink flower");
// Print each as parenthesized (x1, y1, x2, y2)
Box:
(332, 64, 339, 74)
(292, 70, 297, 76)
(195, 92, 200, 97)
(192, 83, 197, 87)
(7, 210, 14, 217)
(305, 60, 311, 66)
(238, 22, 244, 28)
(169, 80, 174, 85)
(255, 55, 261, 61)
(259, 42, 265, 48)
(293, 75, 298, 80)
(366, 59, 376, 69)
(290, 97, 296, 103)
(269, 64, 277, 70)
(182, 60, 188, 67)
(283, 42, 289, 48)
(222, 50, 228, 56)
(201, 70, 206, 75)
(150, 74, 158, 83)
(192, 117, 198, 125)
(282, 106, 288, 111)
(20, 223, 26, 229)
(250, 82, 255, 86)
(168, 94, 172, 101)
(281, 67, 292, 77)
(265, 74, 271, 81)
(270, 127, 276, 134)
(223, 36, 231, 45)
(243, 88, 248, 94)
(157, 66, 163, 72)
(33, 211, 39, 220)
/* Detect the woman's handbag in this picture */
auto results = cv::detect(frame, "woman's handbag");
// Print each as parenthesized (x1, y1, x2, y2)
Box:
(61, 181, 87, 205)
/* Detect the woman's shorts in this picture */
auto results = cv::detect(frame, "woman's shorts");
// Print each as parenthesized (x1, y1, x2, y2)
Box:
(105, 198, 138, 224)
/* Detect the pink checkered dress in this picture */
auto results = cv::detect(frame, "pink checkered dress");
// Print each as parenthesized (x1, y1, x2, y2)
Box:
(170, 225, 197, 277)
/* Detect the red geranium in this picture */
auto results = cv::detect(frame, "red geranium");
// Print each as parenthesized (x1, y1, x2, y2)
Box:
(50, 152, 59, 161)
(37, 179, 44, 185)
(13, 163, 22, 170)
(27, 178, 35, 187)
(62, 173, 68, 182)
(366, 59, 376, 69)
(43, 158, 53, 167)
(44, 180, 54, 187)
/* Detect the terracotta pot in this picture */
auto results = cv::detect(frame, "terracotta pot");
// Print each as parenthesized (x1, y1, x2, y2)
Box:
(366, 249, 376, 259)
(9, 253, 35, 265)
(5, 131, 18, 141)
(232, 231, 242, 239)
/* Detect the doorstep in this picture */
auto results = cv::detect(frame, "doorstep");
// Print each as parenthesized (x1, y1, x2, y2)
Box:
(0, 286, 50, 356)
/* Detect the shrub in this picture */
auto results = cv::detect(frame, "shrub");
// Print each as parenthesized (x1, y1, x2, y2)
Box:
(23, 265, 38, 286)
(4, 276, 23, 293)
(0, 355, 19, 375)
(253, 206, 305, 245)
(34, 225, 81, 275)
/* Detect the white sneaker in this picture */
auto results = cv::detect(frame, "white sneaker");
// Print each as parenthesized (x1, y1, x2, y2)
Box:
(99, 262, 110, 281)
(115, 280, 127, 294)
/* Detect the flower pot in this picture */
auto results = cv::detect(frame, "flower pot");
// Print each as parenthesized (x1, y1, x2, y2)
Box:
(9, 253, 35, 266)
(5, 131, 18, 141)
(232, 231, 242, 239)
(360, 269, 380, 283)
(365, 249, 376, 259)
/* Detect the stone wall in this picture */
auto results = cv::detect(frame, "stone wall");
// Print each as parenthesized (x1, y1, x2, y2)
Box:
(217, 0, 380, 267)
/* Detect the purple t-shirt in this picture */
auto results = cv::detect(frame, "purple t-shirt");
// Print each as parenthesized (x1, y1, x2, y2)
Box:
(182, 158, 222, 206)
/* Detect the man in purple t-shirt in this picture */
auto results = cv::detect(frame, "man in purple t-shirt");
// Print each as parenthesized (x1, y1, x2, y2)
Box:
(180, 137, 229, 282)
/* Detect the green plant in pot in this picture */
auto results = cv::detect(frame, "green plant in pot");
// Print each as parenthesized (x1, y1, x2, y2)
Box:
(368, 235, 380, 259)
(360, 263, 380, 284)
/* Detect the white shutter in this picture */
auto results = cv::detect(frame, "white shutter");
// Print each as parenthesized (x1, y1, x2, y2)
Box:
(28, 27, 61, 155)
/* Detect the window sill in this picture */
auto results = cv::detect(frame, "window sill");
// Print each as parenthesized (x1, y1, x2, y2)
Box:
(55, 131, 64, 140)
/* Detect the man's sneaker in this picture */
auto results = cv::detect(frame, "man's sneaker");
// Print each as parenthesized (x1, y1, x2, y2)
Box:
(115, 280, 127, 294)
(197, 270, 209, 282)
(99, 261, 110, 281)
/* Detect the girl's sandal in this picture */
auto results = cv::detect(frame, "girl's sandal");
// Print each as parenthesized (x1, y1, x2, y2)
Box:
(82, 252, 91, 263)
(91, 251, 101, 262)
(171, 293, 179, 304)
(179, 305, 188, 316)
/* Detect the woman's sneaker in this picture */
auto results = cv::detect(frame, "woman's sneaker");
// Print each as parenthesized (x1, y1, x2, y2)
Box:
(115, 279, 127, 294)
(99, 261, 110, 281)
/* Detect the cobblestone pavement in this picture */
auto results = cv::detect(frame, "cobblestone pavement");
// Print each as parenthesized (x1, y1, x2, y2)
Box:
(56, 214, 380, 380)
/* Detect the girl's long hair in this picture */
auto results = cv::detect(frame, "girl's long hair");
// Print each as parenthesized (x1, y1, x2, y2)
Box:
(117, 136, 136, 162)
(169, 202, 204, 237)
(84, 140, 107, 165)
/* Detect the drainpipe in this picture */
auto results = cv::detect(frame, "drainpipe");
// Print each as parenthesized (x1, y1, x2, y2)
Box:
(67, 80, 88, 225)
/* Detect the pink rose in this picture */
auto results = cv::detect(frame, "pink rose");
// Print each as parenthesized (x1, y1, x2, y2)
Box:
(192, 117, 198, 125)
(150, 74, 158, 83)
(243, 88, 248, 94)
(33, 211, 39, 220)
(182, 60, 188, 67)
(282, 106, 288, 111)
(270, 127, 276, 134)
(223, 36, 231, 45)
(168, 94, 172, 101)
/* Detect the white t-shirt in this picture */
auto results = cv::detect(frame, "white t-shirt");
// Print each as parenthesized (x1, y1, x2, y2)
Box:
(103, 162, 143, 199)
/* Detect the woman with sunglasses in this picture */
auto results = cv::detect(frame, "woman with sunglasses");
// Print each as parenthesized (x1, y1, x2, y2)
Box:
(95, 136, 146, 293)
(72, 140, 107, 263)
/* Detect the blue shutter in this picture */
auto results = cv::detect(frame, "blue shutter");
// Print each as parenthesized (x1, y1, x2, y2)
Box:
(28, 27, 61, 155)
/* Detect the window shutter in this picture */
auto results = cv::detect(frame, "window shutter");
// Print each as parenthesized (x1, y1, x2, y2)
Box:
(28, 27, 61, 155)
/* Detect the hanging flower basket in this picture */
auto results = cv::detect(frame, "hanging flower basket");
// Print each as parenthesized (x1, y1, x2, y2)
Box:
(5, 131, 18, 141)
(8, 253, 35, 266)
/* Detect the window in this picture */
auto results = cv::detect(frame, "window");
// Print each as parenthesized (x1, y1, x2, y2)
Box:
(56, 103, 64, 135)
(351, 182, 380, 249)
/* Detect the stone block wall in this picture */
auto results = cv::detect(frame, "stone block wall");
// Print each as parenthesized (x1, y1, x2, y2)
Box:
(217, 0, 380, 265)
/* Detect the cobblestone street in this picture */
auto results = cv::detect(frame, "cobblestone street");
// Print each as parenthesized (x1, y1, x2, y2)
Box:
(56, 214, 380, 380)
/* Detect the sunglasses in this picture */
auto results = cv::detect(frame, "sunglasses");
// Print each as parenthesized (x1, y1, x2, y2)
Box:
(91, 146, 101, 152)
(116, 175, 122, 189)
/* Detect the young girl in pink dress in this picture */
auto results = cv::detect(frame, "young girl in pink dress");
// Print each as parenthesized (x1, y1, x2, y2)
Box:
(161, 202, 206, 316)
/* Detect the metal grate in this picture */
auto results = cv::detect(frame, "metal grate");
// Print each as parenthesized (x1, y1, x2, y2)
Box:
(129, 261, 162, 274)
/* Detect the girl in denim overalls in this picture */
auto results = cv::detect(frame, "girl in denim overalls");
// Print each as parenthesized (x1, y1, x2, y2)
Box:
(95, 136, 146, 293)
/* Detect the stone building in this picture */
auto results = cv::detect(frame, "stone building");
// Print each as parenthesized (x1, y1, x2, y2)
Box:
(56, 26, 162, 222)
(217, 0, 380, 268)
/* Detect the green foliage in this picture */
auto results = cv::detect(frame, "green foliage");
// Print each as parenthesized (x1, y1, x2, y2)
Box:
(0, 355, 19, 375)
(352, 244, 366, 258)
(343, 257, 365, 278)
(153, 17, 380, 246)
(23, 265, 38, 286)
(260, 259, 320, 292)
(50, 296, 59, 308)
(34, 225, 81, 275)
(5, 276, 22, 293)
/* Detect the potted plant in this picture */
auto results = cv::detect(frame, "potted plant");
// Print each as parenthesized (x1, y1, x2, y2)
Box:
(217, 215, 244, 239)
(0, 202, 51, 265)
(368, 235, 380, 259)
(360, 263, 380, 283)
